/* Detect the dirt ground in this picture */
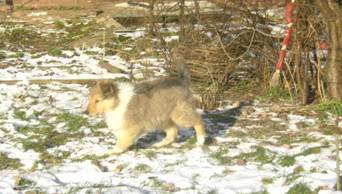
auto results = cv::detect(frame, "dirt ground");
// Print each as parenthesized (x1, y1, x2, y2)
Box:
(1, 0, 145, 26)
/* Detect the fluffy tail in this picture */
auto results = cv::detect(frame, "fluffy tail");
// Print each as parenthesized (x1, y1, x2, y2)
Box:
(179, 63, 191, 84)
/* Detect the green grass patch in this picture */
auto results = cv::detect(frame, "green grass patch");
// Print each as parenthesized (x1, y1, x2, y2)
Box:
(182, 136, 197, 149)
(234, 146, 273, 164)
(15, 178, 35, 190)
(35, 151, 70, 167)
(143, 150, 157, 160)
(320, 126, 334, 135)
(0, 152, 22, 170)
(83, 50, 98, 55)
(134, 163, 152, 173)
(8, 51, 25, 58)
(114, 35, 132, 43)
(0, 51, 6, 60)
(148, 177, 179, 192)
(230, 80, 254, 93)
(260, 86, 292, 101)
(286, 183, 313, 194)
(0, 26, 40, 49)
(300, 147, 321, 156)
(279, 155, 296, 167)
(57, 112, 88, 132)
(206, 189, 218, 194)
(248, 190, 270, 194)
(315, 100, 342, 116)
(293, 166, 305, 174)
(48, 47, 63, 57)
(210, 146, 231, 164)
(21, 131, 72, 152)
(54, 20, 66, 30)
(13, 109, 26, 120)
(262, 177, 274, 185)
(227, 130, 247, 138)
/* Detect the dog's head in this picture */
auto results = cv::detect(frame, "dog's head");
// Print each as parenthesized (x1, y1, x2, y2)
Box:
(86, 81, 119, 116)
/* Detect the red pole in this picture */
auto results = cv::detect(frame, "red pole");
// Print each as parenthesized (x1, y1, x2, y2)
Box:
(270, 0, 296, 87)
(275, 0, 296, 71)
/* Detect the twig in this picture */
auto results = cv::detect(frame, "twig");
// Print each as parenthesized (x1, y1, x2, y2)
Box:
(214, 26, 256, 61)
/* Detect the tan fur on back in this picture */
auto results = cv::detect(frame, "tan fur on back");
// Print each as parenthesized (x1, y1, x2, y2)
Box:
(86, 77, 206, 153)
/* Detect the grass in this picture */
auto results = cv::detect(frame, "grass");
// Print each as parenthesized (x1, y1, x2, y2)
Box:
(143, 150, 157, 160)
(206, 189, 218, 194)
(293, 166, 305, 174)
(261, 177, 274, 185)
(48, 47, 63, 57)
(36, 152, 69, 166)
(227, 130, 247, 138)
(286, 183, 313, 194)
(134, 163, 152, 173)
(230, 80, 254, 93)
(300, 147, 321, 156)
(114, 35, 132, 43)
(248, 190, 270, 194)
(20, 121, 82, 153)
(0, 51, 6, 60)
(0, 25, 39, 49)
(234, 146, 273, 164)
(14, 109, 26, 120)
(182, 136, 197, 149)
(148, 177, 178, 193)
(279, 155, 296, 167)
(259, 86, 292, 101)
(21, 131, 69, 152)
(8, 51, 25, 58)
(15, 178, 35, 190)
(0, 152, 22, 170)
(315, 100, 342, 116)
(54, 20, 66, 30)
(210, 145, 231, 164)
(57, 112, 88, 132)
(0, 17, 100, 53)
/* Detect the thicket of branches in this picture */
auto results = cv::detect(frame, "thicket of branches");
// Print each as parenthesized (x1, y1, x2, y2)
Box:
(139, 0, 341, 109)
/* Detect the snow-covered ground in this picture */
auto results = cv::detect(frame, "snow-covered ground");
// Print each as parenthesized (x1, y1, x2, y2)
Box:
(0, 10, 341, 194)
(0, 47, 341, 194)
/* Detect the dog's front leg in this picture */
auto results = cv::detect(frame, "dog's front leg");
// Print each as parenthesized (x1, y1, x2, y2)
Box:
(109, 128, 140, 155)
(153, 125, 178, 148)
(109, 146, 125, 154)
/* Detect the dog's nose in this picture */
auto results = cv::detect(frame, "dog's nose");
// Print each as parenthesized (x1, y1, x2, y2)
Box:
(84, 109, 89, 115)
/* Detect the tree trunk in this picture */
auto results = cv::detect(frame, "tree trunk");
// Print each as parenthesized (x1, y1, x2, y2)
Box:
(148, 0, 156, 36)
(5, 0, 13, 6)
(326, 19, 342, 100)
(179, 0, 185, 42)
(315, 0, 342, 100)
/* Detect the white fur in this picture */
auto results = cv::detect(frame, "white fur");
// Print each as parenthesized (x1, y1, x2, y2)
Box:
(197, 135, 206, 146)
(104, 82, 135, 135)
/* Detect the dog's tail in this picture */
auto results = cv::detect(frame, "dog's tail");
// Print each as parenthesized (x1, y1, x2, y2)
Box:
(179, 63, 191, 84)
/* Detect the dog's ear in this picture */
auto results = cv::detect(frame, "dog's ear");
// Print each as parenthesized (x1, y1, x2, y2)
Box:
(99, 81, 118, 98)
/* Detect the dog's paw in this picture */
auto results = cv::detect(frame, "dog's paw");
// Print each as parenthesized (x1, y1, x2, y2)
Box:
(196, 135, 206, 146)
(152, 142, 165, 148)
(153, 141, 171, 148)
(108, 147, 125, 155)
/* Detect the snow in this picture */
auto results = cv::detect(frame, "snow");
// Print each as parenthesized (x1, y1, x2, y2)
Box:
(1, 22, 342, 194)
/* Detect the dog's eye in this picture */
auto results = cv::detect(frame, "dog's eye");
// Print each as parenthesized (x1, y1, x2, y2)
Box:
(95, 99, 100, 103)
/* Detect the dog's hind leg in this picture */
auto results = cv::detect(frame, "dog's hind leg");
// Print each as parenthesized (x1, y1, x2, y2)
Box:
(193, 117, 206, 145)
(171, 103, 207, 146)
(153, 125, 178, 148)
(109, 127, 140, 154)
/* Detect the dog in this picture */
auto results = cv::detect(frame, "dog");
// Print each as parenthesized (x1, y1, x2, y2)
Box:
(86, 65, 206, 154)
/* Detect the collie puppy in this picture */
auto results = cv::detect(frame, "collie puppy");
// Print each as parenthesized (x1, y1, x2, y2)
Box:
(86, 66, 206, 154)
